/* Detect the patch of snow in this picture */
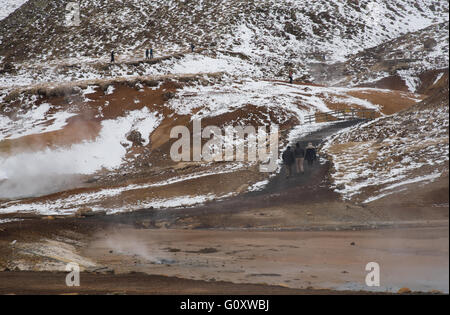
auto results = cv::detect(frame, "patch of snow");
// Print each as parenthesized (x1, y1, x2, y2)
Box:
(433, 72, 445, 85)
(398, 70, 421, 93)
(105, 85, 115, 95)
(0, 0, 28, 21)
(0, 218, 23, 224)
(248, 179, 269, 192)
(363, 172, 442, 203)
(0, 193, 218, 216)
(0, 107, 162, 199)
(0, 103, 77, 141)
(322, 104, 449, 202)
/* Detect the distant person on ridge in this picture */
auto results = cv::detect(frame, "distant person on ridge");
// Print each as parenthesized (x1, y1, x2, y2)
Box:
(145, 48, 149, 59)
(294, 142, 305, 174)
(191, 43, 195, 53)
(150, 48, 153, 59)
(288, 70, 293, 84)
(282, 146, 296, 179)
(110, 50, 115, 63)
(305, 142, 317, 167)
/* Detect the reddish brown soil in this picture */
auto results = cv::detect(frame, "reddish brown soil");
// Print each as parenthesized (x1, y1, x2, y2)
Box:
(0, 271, 376, 295)
(417, 70, 449, 95)
(346, 90, 424, 115)
(357, 75, 409, 92)
(357, 69, 449, 96)
(0, 81, 181, 155)
(0, 80, 447, 294)
(0, 117, 101, 154)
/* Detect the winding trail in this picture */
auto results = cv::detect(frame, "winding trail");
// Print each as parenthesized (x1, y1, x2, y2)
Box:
(97, 119, 365, 225)
(259, 119, 364, 195)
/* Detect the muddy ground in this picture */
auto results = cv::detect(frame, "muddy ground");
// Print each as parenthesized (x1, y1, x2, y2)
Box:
(0, 217, 447, 294)
(0, 120, 448, 295)
(0, 271, 384, 295)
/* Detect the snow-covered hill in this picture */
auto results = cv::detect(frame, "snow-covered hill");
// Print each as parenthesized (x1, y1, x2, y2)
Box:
(0, 0, 448, 216)
(326, 21, 449, 92)
(0, 0, 448, 81)
(0, 0, 28, 21)
(322, 73, 449, 204)
(0, 73, 422, 213)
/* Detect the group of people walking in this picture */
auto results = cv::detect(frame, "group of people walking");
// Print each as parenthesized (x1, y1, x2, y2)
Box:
(110, 44, 196, 63)
(145, 48, 154, 59)
(282, 142, 317, 178)
(111, 48, 153, 63)
(111, 48, 154, 63)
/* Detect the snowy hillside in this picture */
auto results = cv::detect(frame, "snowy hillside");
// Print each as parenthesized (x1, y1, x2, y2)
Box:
(332, 21, 449, 92)
(0, 73, 422, 214)
(322, 74, 449, 204)
(0, 0, 448, 216)
(0, 0, 28, 21)
(0, 0, 448, 81)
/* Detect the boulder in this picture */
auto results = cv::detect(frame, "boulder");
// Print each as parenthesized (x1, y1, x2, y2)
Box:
(76, 206, 95, 217)
(2, 62, 16, 74)
(162, 91, 176, 101)
(126, 130, 144, 146)
(423, 38, 437, 50)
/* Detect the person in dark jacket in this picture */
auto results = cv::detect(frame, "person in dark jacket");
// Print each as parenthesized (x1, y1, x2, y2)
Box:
(305, 142, 317, 167)
(288, 70, 293, 84)
(294, 142, 305, 174)
(150, 48, 153, 59)
(110, 50, 115, 63)
(191, 43, 195, 53)
(145, 48, 149, 59)
(282, 146, 296, 178)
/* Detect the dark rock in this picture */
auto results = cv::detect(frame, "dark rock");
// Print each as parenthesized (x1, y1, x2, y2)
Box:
(86, 266, 115, 274)
(423, 38, 437, 50)
(126, 130, 144, 146)
(162, 91, 176, 101)
(2, 62, 16, 74)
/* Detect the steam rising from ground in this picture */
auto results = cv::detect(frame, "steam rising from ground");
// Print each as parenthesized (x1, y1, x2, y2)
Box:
(104, 232, 171, 265)
(0, 107, 162, 199)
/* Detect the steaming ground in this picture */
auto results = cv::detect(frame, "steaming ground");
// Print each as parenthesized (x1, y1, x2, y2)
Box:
(1, 215, 448, 294)
(0, 77, 424, 211)
(0, 109, 161, 199)
(0, 174, 84, 200)
(0, 0, 448, 295)
(0, 112, 447, 294)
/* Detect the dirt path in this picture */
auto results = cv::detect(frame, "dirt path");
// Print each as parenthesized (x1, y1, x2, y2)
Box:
(260, 120, 363, 194)
(0, 49, 209, 90)
(83, 120, 360, 222)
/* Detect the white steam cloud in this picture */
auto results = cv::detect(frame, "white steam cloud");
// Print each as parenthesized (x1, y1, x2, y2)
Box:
(0, 108, 162, 199)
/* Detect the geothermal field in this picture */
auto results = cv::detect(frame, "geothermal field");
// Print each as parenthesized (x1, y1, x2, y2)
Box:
(0, 0, 448, 297)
